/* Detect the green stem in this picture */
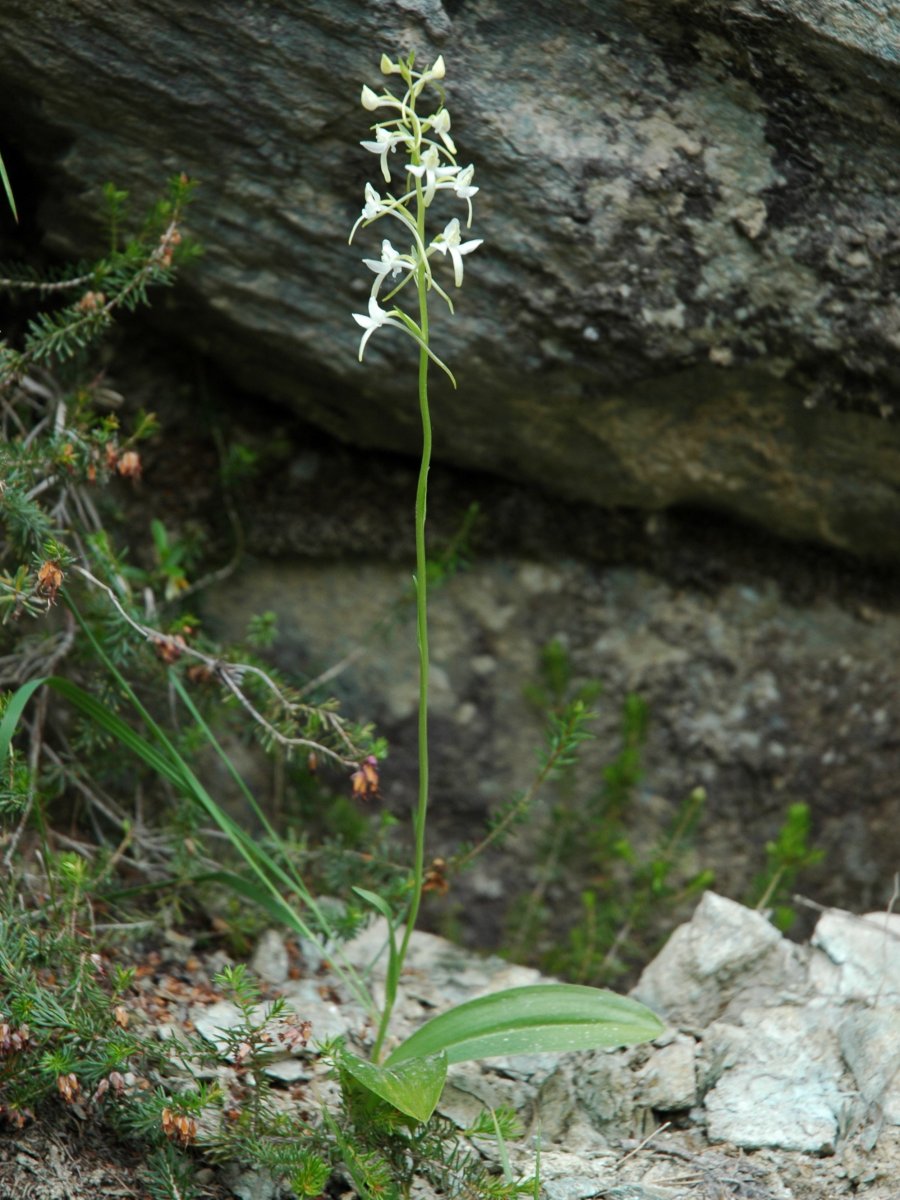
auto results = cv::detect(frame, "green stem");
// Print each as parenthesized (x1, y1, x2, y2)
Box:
(372, 217, 431, 1062)
(755, 864, 784, 913)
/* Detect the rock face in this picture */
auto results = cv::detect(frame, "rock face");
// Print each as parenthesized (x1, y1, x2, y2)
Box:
(2, 1, 899, 557)
(201, 524, 900, 953)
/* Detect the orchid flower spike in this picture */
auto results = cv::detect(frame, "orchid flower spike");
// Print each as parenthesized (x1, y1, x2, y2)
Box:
(350, 54, 482, 364)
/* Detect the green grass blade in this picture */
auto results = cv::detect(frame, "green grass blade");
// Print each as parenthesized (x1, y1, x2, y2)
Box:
(56, 672, 295, 903)
(0, 677, 47, 762)
(5, 599, 373, 1018)
(168, 674, 375, 1007)
(386, 983, 665, 1066)
(0, 152, 18, 222)
(45, 676, 186, 786)
(200, 869, 320, 931)
(490, 1108, 514, 1184)
(169, 673, 282, 840)
(352, 887, 393, 923)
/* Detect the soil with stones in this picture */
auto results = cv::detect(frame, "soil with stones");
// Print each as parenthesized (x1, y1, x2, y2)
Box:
(3, 895, 900, 1200)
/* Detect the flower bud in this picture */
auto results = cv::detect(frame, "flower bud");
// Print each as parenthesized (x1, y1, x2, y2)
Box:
(361, 84, 381, 111)
(117, 450, 142, 479)
(57, 1073, 80, 1103)
(76, 290, 106, 313)
(351, 755, 380, 800)
(380, 53, 397, 75)
(36, 561, 64, 603)
(430, 55, 446, 79)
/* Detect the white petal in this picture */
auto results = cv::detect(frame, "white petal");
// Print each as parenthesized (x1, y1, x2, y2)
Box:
(449, 247, 465, 287)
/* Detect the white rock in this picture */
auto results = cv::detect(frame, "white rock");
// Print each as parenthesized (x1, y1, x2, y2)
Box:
(221, 1165, 281, 1200)
(532, 1150, 614, 1200)
(703, 1005, 845, 1153)
(573, 1052, 636, 1129)
(600, 1187, 681, 1200)
(250, 928, 289, 984)
(810, 910, 900, 1002)
(839, 1007, 900, 1125)
(278, 977, 354, 1041)
(638, 1037, 697, 1111)
(439, 1060, 536, 1130)
(192, 999, 268, 1054)
(632, 891, 804, 1026)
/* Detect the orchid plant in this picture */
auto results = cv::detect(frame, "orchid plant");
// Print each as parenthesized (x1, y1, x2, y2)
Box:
(339, 51, 664, 1121)
(348, 50, 484, 1063)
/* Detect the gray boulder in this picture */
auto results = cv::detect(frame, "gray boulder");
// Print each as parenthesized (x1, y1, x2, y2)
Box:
(2, 1, 899, 556)
(633, 891, 900, 1155)
(629, 891, 808, 1027)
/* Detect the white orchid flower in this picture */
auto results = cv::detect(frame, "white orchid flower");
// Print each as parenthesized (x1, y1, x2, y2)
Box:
(452, 164, 479, 225)
(360, 127, 409, 183)
(407, 145, 460, 206)
(430, 217, 482, 287)
(352, 295, 453, 382)
(361, 181, 385, 220)
(352, 296, 406, 360)
(348, 182, 389, 242)
(362, 239, 414, 296)
(429, 109, 456, 155)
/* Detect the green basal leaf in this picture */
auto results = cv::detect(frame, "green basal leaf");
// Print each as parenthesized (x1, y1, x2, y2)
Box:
(340, 1049, 447, 1122)
(386, 984, 665, 1066)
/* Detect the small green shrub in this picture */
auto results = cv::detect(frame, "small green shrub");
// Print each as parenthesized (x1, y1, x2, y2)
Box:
(508, 640, 714, 983)
(0, 172, 389, 923)
(749, 801, 824, 931)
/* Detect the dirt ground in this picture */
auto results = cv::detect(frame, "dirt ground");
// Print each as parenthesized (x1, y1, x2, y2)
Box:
(4, 1112, 900, 1200)
(0, 1120, 220, 1200)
